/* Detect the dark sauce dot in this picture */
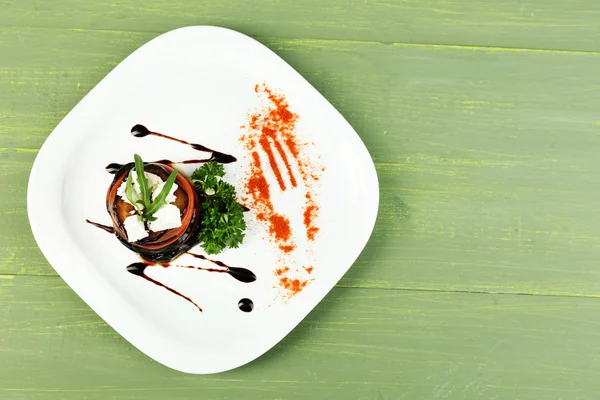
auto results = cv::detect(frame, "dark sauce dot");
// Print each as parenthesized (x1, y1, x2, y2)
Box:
(131, 124, 151, 137)
(238, 298, 254, 312)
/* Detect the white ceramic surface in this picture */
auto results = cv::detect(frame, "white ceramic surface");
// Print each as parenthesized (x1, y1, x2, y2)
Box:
(27, 26, 379, 374)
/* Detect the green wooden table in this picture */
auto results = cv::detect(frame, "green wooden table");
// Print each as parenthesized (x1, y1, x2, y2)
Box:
(2, 1, 600, 398)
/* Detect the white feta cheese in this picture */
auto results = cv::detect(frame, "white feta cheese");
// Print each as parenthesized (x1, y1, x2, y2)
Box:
(123, 215, 148, 242)
(117, 171, 163, 207)
(148, 204, 182, 232)
(152, 180, 178, 204)
(116, 179, 138, 207)
(135, 172, 162, 193)
(117, 167, 183, 238)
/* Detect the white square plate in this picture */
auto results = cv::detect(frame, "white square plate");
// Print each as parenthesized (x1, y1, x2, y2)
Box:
(27, 26, 379, 374)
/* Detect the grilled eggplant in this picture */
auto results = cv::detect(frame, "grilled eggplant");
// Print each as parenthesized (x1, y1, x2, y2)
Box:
(106, 162, 201, 263)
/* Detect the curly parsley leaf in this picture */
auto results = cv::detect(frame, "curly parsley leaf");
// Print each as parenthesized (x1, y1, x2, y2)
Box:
(191, 161, 246, 255)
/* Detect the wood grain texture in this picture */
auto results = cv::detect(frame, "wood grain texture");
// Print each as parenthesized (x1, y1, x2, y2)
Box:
(1, 0, 600, 51)
(2, 28, 600, 297)
(3, 1, 600, 397)
(2, 275, 600, 400)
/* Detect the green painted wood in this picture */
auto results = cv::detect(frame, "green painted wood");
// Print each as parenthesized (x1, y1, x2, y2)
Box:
(1, 0, 600, 51)
(3, 1, 600, 396)
(2, 28, 600, 297)
(1, 275, 600, 399)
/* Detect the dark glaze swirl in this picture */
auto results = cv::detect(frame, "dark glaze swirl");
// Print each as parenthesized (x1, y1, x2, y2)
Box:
(106, 162, 201, 263)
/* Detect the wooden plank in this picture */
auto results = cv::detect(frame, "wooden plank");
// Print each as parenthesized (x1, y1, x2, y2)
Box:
(3, 28, 600, 296)
(1, 0, 600, 51)
(1, 275, 599, 399)
(3, 27, 600, 156)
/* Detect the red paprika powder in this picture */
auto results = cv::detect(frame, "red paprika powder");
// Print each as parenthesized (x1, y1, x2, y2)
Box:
(240, 83, 323, 297)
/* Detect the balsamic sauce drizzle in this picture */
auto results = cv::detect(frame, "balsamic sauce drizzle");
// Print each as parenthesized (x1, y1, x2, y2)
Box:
(126, 262, 203, 311)
(85, 219, 115, 234)
(186, 252, 256, 283)
(131, 124, 237, 164)
(88, 124, 254, 312)
(104, 163, 123, 175)
(86, 221, 256, 311)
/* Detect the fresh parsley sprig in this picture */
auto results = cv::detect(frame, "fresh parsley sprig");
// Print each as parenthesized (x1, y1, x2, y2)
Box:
(126, 154, 178, 222)
(191, 162, 246, 255)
